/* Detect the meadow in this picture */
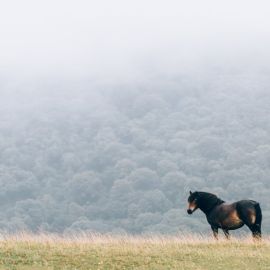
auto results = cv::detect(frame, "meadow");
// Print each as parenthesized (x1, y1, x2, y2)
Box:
(0, 233, 269, 270)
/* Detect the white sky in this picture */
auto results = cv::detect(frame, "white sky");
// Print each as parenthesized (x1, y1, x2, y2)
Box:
(1, 0, 270, 82)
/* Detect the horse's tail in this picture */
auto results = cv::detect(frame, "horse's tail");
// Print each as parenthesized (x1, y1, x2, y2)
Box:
(254, 202, 262, 226)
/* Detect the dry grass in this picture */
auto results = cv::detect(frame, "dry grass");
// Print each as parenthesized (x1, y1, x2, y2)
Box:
(0, 233, 269, 269)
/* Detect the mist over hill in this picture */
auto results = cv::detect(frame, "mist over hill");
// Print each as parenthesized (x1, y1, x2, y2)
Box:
(1, 0, 270, 235)
(0, 72, 269, 234)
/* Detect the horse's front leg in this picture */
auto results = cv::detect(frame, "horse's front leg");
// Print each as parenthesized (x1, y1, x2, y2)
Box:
(222, 229, 230, 240)
(211, 226, 218, 240)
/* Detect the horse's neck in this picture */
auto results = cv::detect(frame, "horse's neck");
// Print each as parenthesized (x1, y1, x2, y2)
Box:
(200, 197, 224, 215)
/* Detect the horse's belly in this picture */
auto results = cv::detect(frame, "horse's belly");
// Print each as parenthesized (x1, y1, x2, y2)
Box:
(222, 211, 244, 230)
(225, 221, 244, 230)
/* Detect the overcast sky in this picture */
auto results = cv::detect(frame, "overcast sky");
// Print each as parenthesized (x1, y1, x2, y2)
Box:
(1, 0, 270, 83)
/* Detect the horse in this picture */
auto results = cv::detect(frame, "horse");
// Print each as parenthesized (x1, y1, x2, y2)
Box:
(187, 191, 262, 240)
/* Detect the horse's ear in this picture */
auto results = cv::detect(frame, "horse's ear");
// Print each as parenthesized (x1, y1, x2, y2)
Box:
(189, 191, 193, 195)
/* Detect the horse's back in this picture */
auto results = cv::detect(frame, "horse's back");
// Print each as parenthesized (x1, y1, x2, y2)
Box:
(237, 199, 259, 206)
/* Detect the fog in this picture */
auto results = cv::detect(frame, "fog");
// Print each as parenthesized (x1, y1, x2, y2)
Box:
(1, 0, 270, 81)
(0, 1, 270, 234)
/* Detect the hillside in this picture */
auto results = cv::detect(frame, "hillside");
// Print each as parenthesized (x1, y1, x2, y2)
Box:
(0, 78, 270, 235)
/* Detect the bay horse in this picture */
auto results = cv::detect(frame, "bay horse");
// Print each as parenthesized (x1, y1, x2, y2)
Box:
(187, 191, 262, 239)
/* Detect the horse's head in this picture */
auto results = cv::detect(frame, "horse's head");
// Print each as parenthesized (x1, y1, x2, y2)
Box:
(187, 191, 224, 215)
(187, 191, 199, 214)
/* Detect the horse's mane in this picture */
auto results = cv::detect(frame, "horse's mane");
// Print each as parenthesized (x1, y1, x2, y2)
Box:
(197, 191, 225, 214)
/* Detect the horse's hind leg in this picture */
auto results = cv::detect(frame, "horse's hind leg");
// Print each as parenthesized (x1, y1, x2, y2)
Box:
(237, 203, 262, 240)
(249, 224, 261, 240)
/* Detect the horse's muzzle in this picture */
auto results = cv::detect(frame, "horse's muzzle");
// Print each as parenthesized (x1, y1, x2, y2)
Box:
(187, 209, 193, 215)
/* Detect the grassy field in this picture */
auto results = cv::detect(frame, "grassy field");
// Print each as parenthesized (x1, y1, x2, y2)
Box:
(0, 233, 269, 270)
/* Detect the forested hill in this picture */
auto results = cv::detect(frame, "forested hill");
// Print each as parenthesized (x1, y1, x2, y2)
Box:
(0, 73, 270, 234)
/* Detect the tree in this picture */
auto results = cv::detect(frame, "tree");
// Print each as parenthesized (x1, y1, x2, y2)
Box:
(67, 171, 104, 204)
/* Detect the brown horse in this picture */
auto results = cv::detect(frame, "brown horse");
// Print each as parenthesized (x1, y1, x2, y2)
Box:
(187, 191, 262, 239)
